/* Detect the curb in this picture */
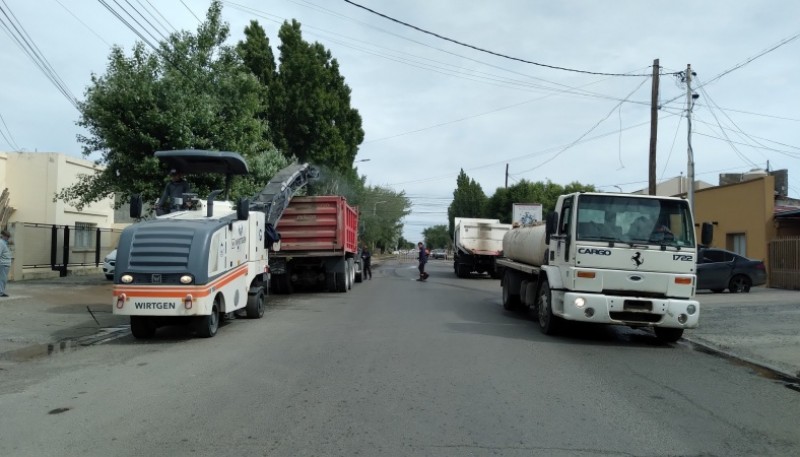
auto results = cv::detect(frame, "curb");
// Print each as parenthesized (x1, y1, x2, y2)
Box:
(683, 336, 800, 387)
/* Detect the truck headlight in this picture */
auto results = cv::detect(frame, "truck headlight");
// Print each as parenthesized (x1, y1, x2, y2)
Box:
(121, 274, 133, 284)
(686, 304, 697, 315)
(180, 275, 193, 284)
(574, 297, 586, 308)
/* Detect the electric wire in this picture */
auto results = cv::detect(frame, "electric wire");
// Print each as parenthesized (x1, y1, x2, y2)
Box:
(180, 0, 201, 22)
(0, 0, 79, 108)
(0, 111, 21, 151)
(513, 77, 650, 176)
(53, 0, 112, 47)
(143, 0, 177, 32)
(342, 0, 680, 77)
(225, 2, 657, 110)
(132, 0, 174, 36)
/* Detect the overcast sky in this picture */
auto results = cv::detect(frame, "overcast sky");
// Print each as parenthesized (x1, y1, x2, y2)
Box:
(2, 0, 799, 244)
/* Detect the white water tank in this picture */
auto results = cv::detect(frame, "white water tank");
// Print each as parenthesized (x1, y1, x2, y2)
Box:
(502, 224, 548, 267)
(743, 168, 768, 181)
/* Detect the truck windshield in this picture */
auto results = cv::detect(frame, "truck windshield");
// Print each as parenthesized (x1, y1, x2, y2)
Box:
(575, 195, 695, 247)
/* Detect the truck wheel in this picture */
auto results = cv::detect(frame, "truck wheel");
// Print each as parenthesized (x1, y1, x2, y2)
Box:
(347, 259, 354, 290)
(537, 279, 561, 335)
(654, 327, 684, 343)
(728, 275, 751, 293)
(195, 299, 220, 338)
(501, 271, 520, 310)
(335, 260, 348, 293)
(246, 288, 265, 319)
(130, 316, 156, 339)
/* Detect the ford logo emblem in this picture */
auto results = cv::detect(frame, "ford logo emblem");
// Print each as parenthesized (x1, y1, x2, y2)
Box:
(629, 275, 642, 281)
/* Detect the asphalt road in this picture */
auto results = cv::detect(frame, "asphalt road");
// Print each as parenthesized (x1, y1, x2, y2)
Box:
(1, 259, 799, 456)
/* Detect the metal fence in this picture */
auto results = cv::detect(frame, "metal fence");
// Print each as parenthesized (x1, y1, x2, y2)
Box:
(769, 237, 800, 290)
(16, 222, 122, 277)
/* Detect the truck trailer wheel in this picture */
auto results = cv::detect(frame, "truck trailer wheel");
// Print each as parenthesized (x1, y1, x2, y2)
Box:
(537, 279, 561, 335)
(246, 288, 266, 319)
(654, 327, 683, 343)
(195, 299, 220, 338)
(130, 316, 156, 339)
(501, 271, 520, 310)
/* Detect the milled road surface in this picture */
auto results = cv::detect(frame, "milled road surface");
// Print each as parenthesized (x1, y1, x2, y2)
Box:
(1, 259, 799, 456)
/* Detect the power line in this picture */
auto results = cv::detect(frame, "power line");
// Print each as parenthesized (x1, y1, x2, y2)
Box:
(0, 0, 79, 108)
(226, 2, 656, 110)
(54, 0, 112, 47)
(180, 0, 201, 22)
(513, 77, 650, 176)
(0, 111, 20, 151)
(342, 0, 679, 77)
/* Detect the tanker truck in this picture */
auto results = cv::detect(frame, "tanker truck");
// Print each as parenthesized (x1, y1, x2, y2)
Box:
(496, 192, 712, 343)
(452, 217, 512, 278)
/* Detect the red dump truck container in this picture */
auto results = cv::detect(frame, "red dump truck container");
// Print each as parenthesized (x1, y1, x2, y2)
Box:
(269, 196, 359, 293)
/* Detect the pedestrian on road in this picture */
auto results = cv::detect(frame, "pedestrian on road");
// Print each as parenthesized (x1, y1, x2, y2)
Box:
(360, 244, 372, 280)
(0, 230, 12, 297)
(417, 242, 429, 281)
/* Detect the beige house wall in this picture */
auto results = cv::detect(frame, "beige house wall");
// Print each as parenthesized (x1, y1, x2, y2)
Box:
(694, 175, 774, 263)
(0, 151, 119, 280)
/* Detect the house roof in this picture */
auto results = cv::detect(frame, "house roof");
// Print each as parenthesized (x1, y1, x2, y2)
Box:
(775, 205, 800, 218)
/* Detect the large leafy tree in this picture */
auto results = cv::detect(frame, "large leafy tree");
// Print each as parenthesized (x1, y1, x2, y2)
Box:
(267, 20, 364, 173)
(58, 1, 287, 209)
(422, 225, 451, 249)
(485, 180, 596, 223)
(447, 169, 488, 235)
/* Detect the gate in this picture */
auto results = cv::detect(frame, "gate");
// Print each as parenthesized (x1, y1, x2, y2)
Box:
(20, 223, 122, 277)
(769, 237, 800, 290)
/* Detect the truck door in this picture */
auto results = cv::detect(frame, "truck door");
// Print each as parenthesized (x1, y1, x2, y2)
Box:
(558, 196, 573, 262)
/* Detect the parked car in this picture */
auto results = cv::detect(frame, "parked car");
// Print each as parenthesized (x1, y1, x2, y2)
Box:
(696, 248, 766, 293)
(103, 249, 117, 280)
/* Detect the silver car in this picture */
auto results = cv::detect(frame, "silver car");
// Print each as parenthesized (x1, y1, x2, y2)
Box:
(103, 249, 117, 280)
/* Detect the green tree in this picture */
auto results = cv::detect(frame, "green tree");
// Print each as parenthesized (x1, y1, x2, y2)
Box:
(269, 20, 364, 173)
(58, 1, 287, 209)
(423, 225, 451, 249)
(447, 169, 488, 235)
(357, 185, 411, 251)
(485, 179, 596, 223)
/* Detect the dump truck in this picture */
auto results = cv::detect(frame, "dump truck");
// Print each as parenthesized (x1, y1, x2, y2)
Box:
(496, 192, 711, 342)
(112, 150, 316, 339)
(269, 196, 359, 293)
(452, 217, 512, 278)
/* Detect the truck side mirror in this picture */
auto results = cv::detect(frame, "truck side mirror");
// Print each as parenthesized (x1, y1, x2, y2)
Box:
(237, 197, 250, 221)
(545, 212, 557, 244)
(700, 222, 713, 246)
(129, 194, 143, 219)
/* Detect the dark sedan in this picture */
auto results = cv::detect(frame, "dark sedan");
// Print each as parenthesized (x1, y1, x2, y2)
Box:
(696, 248, 766, 293)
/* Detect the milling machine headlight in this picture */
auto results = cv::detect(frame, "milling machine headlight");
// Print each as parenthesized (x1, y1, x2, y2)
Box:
(678, 314, 688, 324)
(180, 275, 194, 284)
(574, 297, 586, 308)
(686, 304, 697, 315)
(121, 274, 133, 284)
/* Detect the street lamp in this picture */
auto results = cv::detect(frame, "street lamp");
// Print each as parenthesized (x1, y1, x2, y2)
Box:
(373, 200, 387, 215)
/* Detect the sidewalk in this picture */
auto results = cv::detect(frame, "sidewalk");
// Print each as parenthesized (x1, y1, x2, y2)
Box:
(1, 275, 799, 383)
(686, 287, 800, 380)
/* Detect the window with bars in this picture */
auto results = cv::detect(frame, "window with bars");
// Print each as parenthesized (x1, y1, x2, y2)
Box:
(74, 222, 96, 249)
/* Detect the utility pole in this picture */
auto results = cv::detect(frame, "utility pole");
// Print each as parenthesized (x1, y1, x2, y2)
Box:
(685, 64, 695, 213)
(648, 59, 659, 195)
(505, 164, 509, 188)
